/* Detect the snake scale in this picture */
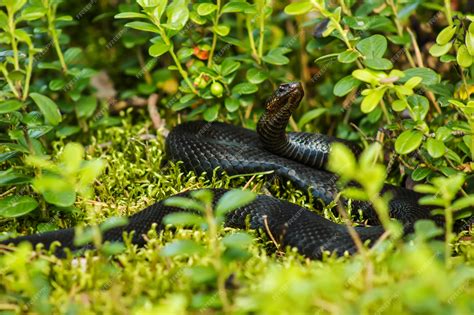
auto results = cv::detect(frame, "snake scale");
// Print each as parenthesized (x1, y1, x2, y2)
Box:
(0, 82, 444, 259)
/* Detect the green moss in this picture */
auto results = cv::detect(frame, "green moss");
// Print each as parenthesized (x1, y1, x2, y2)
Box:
(0, 118, 473, 314)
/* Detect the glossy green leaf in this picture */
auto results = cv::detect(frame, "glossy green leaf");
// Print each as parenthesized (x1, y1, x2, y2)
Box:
(426, 138, 445, 158)
(429, 42, 452, 57)
(436, 25, 456, 45)
(214, 25, 230, 36)
(411, 167, 432, 181)
(395, 130, 423, 154)
(356, 34, 387, 58)
(467, 23, 474, 55)
(0, 195, 38, 218)
(160, 239, 205, 257)
(232, 82, 258, 95)
(30, 93, 62, 126)
(334, 75, 360, 97)
(221, 59, 240, 76)
(361, 88, 386, 113)
(297, 108, 327, 128)
(0, 100, 22, 114)
(363, 58, 393, 70)
(125, 21, 160, 33)
(114, 12, 148, 19)
(337, 50, 359, 63)
(284, 1, 312, 15)
(215, 189, 256, 217)
(246, 68, 268, 84)
(149, 40, 170, 57)
(197, 3, 217, 16)
(163, 212, 206, 226)
(76, 96, 97, 118)
(328, 143, 356, 178)
(203, 104, 219, 121)
(457, 45, 473, 68)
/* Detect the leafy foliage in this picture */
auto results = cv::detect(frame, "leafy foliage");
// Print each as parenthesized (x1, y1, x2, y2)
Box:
(0, 0, 474, 314)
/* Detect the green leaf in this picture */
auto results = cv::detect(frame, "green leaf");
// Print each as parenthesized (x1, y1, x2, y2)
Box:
(0, 170, 31, 186)
(363, 58, 393, 70)
(457, 45, 473, 68)
(125, 21, 160, 33)
(262, 53, 289, 65)
(392, 99, 408, 112)
(149, 40, 170, 57)
(28, 126, 53, 138)
(49, 79, 65, 91)
(337, 50, 359, 63)
(246, 68, 268, 84)
(160, 239, 205, 257)
(352, 69, 380, 85)
(328, 143, 356, 178)
(0, 195, 38, 218)
(341, 187, 368, 200)
(333, 75, 360, 97)
(436, 25, 456, 45)
(214, 24, 230, 36)
(165, 0, 189, 30)
(284, 1, 312, 15)
(197, 3, 217, 16)
(232, 82, 258, 95)
(19, 7, 45, 21)
(163, 212, 206, 226)
(30, 93, 62, 126)
(0, 151, 20, 164)
(466, 23, 474, 56)
(215, 190, 256, 217)
(451, 196, 474, 211)
(222, 232, 253, 248)
(221, 59, 240, 76)
(411, 167, 432, 181)
(361, 88, 386, 113)
(64, 48, 83, 64)
(408, 94, 429, 121)
(76, 96, 97, 118)
(137, 0, 163, 7)
(100, 217, 129, 232)
(356, 34, 387, 59)
(114, 12, 149, 19)
(225, 98, 240, 112)
(400, 68, 440, 86)
(414, 220, 443, 240)
(164, 197, 205, 212)
(426, 138, 445, 158)
(429, 42, 452, 57)
(203, 104, 219, 122)
(0, 100, 22, 114)
(222, 1, 253, 13)
(395, 130, 423, 154)
(44, 190, 76, 207)
(297, 108, 327, 129)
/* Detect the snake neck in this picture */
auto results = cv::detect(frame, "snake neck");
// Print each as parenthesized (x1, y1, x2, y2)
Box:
(257, 107, 292, 150)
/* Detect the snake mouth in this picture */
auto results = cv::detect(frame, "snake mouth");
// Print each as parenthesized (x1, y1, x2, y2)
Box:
(265, 82, 304, 113)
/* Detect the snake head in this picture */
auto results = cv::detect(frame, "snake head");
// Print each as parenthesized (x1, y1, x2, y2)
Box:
(265, 82, 304, 113)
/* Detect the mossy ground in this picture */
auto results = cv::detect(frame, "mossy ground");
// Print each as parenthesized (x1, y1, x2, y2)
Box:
(0, 115, 473, 314)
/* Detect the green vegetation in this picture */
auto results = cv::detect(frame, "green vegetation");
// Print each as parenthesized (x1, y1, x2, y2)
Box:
(0, 0, 473, 314)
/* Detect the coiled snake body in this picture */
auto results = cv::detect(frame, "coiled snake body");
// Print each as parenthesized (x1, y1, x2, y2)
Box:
(1, 82, 442, 259)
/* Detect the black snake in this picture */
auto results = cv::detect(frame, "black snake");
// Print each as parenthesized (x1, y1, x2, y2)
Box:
(0, 82, 444, 259)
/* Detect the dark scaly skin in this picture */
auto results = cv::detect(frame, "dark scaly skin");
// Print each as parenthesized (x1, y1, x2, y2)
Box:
(1, 189, 385, 259)
(257, 82, 361, 169)
(0, 82, 443, 259)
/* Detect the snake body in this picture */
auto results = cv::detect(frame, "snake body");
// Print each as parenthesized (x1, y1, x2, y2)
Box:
(1, 82, 443, 259)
